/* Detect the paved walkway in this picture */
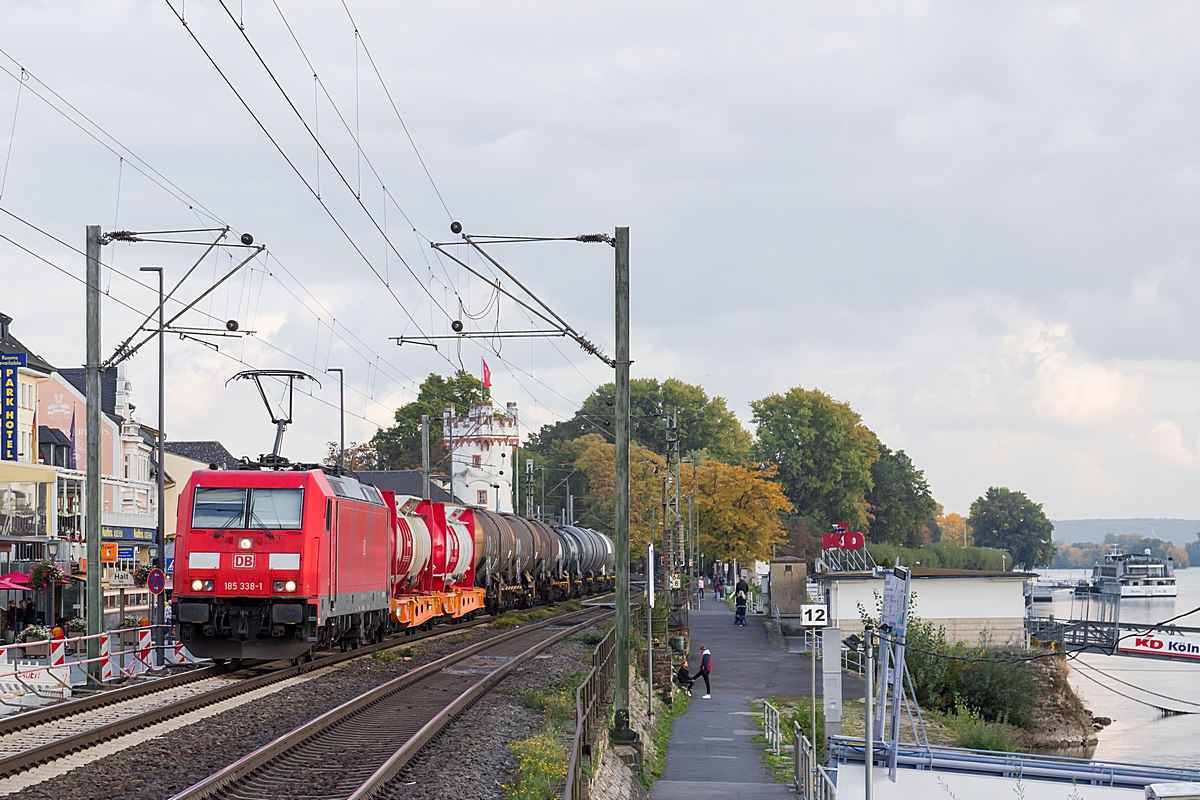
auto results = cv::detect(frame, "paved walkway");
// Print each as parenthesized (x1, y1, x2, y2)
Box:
(651, 596, 862, 800)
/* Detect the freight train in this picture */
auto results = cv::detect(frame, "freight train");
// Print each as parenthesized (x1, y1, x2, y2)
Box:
(171, 465, 614, 661)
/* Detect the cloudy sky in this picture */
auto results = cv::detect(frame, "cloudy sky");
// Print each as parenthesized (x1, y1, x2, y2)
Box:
(3, 1, 1200, 520)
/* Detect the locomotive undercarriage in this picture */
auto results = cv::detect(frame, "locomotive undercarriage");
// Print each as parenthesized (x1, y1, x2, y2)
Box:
(176, 598, 390, 660)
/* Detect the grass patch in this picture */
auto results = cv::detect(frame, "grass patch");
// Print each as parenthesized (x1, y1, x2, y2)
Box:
(493, 601, 583, 629)
(749, 696, 823, 784)
(641, 687, 690, 788)
(371, 650, 400, 663)
(444, 632, 474, 644)
(518, 669, 590, 730)
(570, 629, 607, 648)
(504, 732, 569, 800)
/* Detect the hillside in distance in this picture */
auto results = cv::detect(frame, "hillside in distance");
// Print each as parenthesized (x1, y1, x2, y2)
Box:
(1052, 519, 1200, 546)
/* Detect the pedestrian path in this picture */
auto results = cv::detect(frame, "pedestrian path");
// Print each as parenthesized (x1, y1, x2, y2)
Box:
(651, 594, 862, 800)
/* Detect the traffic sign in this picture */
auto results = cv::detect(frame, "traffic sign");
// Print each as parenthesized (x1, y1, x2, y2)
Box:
(100, 542, 118, 563)
(164, 557, 174, 573)
(109, 570, 134, 588)
(801, 604, 828, 627)
(146, 568, 166, 595)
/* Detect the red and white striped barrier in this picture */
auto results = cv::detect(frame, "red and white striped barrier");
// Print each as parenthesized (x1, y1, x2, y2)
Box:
(50, 639, 65, 668)
(136, 628, 152, 672)
(101, 633, 114, 682)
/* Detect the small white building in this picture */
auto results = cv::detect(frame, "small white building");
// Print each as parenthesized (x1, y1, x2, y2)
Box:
(443, 400, 518, 513)
(815, 567, 1033, 647)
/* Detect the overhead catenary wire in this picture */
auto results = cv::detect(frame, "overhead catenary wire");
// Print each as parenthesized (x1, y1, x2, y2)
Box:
(0, 46, 432, 416)
(161, 0, 452, 357)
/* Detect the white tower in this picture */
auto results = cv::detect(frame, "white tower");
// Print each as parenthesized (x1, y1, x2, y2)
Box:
(443, 400, 518, 512)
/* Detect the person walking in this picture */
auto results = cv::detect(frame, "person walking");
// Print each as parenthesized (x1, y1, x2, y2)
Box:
(6, 600, 17, 635)
(693, 646, 712, 698)
(696, 575, 704, 605)
(734, 576, 749, 625)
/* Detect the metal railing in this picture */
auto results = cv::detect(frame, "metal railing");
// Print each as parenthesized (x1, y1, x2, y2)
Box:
(841, 645, 865, 676)
(564, 625, 616, 800)
(793, 722, 836, 800)
(764, 700, 781, 754)
(814, 765, 837, 800)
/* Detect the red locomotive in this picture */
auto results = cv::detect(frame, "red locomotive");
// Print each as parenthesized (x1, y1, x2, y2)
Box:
(173, 464, 612, 662)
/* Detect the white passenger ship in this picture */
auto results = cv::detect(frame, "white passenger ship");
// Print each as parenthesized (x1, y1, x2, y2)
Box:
(1090, 546, 1177, 597)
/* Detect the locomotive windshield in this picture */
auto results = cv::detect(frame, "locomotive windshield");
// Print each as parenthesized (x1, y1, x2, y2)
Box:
(192, 487, 305, 530)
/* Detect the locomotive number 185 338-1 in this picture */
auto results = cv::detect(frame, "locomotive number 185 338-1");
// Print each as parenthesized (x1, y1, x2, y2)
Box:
(224, 582, 263, 592)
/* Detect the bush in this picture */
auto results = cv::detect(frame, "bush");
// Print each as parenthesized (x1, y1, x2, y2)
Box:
(866, 542, 1012, 572)
(957, 659, 1036, 728)
(943, 699, 1018, 751)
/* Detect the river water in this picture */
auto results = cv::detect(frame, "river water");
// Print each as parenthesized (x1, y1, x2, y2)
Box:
(1030, 567, 1200, 767)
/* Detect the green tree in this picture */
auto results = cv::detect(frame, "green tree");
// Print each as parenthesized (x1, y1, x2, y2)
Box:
(866, 445, 939, 547)
(750, 386, 879, 532)
(527, 378, 751, 463)
(371, 371, 487, 470)
(967, 487, 1054, 569)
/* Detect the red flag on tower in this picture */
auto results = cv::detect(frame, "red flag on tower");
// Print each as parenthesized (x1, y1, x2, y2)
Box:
(482, 358, 492, 389)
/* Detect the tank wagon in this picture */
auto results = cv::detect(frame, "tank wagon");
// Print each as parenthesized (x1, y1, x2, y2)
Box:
(470, 510, 614, 611)
(172, 465, 613, 661)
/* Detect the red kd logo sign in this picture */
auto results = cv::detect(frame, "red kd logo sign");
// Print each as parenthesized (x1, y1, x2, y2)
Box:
(1134, 637, 1163, 650)
(822, 531, 865, 551)
(232, 553, 255, 569)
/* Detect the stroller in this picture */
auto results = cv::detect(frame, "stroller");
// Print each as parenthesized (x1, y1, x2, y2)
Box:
(734, 590, 748, 626)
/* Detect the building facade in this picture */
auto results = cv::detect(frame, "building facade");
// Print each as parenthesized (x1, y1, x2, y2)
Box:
(443, 400, 518, 513)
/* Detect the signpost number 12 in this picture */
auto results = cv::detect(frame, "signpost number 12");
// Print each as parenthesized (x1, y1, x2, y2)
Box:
(801, 604, 828, 627)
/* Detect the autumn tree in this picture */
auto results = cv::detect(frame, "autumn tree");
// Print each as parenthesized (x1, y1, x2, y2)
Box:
(528, 378, 752, 464)
(751, 387, 879, 532)
(371, 371, 488, 470)
(681, 461, 793, 565)
(572, 435, 791, 564)
(866, 445, 939, 547)
(937, 512, 969, 547)
(968, 487, 1054, 569)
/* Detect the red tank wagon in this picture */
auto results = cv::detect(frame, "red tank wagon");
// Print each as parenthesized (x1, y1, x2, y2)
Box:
(173, 468, 392, 661)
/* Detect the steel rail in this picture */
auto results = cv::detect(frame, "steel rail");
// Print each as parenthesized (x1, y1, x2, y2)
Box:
(170, 607, 611, 800)
(0, 663, 229, 737)
(0, 614, 494, 777)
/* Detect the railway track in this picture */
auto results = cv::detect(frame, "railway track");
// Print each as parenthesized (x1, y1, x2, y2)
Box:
(170, 606, 612, 800)
(0, 598, 608, 784)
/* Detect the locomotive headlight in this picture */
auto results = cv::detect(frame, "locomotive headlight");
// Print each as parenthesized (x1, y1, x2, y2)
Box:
(284, 580, 297, 592)
(191, 579, 203, 592)
(203, 580, 215, 591)
(237, 537, 253, 550)
(273, 581, 284, 592)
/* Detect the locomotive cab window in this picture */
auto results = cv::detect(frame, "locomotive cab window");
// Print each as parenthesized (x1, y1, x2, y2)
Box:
(249, 489, 304, 529)
(192, 487, 304, 530)
(192, 488, 248, 528)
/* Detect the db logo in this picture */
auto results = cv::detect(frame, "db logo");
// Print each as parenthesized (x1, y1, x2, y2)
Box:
(822, 531, 865, 551)
(232, 554, 255, 569)
(1135, 637, 1163, 650)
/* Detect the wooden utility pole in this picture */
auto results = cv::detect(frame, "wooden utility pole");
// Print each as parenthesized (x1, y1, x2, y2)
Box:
(612, 226, 634, 741)
(85, 225, 102, 679)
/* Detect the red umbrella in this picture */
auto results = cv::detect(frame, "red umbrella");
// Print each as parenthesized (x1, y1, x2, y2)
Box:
(0, 573, 30, 587)
(0, 579, 27, 591)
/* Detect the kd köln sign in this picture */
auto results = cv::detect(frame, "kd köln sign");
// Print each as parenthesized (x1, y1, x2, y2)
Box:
(1118, 630, 1200, 660)
(1, 353, 26, 462)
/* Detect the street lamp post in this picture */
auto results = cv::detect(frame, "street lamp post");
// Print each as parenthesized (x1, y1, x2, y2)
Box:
(139, 266, 166, 667)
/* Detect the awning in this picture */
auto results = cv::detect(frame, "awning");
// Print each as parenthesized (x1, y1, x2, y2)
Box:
(0, 572, 29, 587)
(0, 462, 58, 484)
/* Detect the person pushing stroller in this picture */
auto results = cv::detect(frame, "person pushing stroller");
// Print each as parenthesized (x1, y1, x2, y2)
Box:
(734, 577, 749, 626)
